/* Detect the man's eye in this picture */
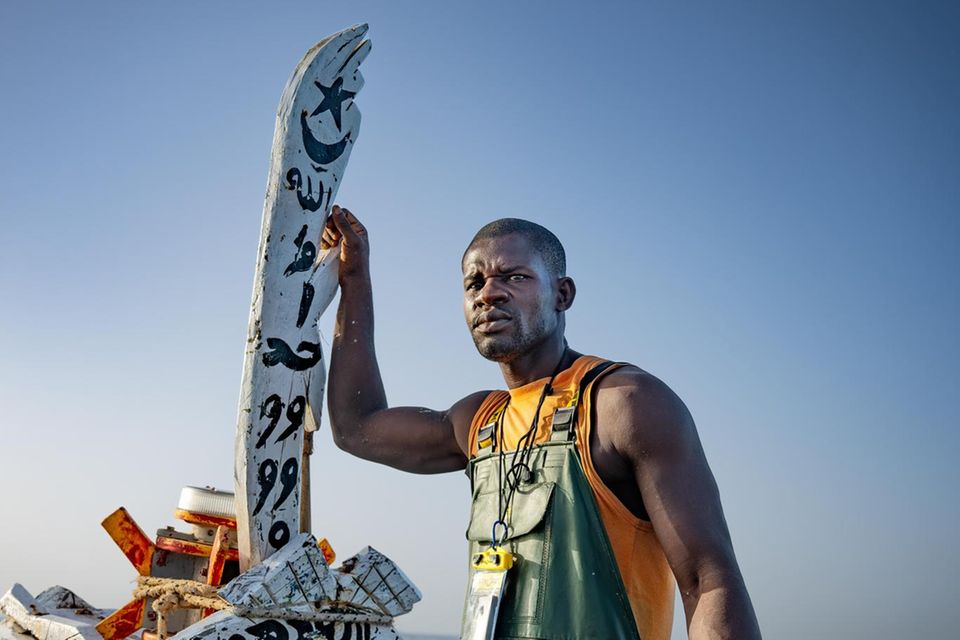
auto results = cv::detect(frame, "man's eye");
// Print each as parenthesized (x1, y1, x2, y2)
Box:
(508, 274, 527, 282)
(466, 281, 483, 291)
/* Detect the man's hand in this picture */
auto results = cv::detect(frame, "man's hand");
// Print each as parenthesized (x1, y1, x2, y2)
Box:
(321, 205, 369, 284)
(321, 205, 488, 473)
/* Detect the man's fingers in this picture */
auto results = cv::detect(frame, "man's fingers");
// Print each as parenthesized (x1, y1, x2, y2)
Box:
(331, 206, 364, 244)
(320, 214, 341, 250)
(320, 232, 339, 251)
(322, 224, 339, 243)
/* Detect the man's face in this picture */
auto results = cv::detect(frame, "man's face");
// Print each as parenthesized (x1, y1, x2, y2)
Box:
(462, 234, 560, 362)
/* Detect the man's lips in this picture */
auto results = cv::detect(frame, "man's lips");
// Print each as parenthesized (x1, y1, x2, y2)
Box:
(475, 318, 511, 333)
(473, 311, 512, 333)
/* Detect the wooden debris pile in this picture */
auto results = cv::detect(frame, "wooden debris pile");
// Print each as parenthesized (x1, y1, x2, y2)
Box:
(0, 584, 106, 640)
(219, 533, 420, 622)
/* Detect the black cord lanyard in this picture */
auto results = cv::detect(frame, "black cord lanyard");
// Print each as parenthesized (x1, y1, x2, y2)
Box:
(492, 347, 569, 548)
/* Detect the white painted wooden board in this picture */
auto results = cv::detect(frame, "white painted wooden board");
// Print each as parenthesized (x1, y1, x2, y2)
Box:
(218, 533, 420, 620)
(0, 585, 102, 640)
(169, 610, 400, 640)
(334, 547, 421, 617)
(0, 618, 35, 640)
(235, 23, 371, 570)
(219, 533, 337, 612)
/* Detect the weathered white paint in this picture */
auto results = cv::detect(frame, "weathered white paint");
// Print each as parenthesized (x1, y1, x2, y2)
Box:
(33, 589, 100, 616)
(235, 23, 371, 570)
(219, 533, 336, 612)
(0, 617, 35, 640)
(219, 533, 420, 620)
(0, 586, 101, 640)
(169, 610, 401, 640)
(162, 534, 420, 640)
(0, 586, 49, 625)
(334, 547, 421, 618)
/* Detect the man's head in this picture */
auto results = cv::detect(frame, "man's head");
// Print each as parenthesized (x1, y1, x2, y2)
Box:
(462, 218, 575, 362)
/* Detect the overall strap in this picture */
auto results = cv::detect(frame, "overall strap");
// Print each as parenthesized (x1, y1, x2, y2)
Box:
(475, 400, 507, 457)
(549, 360, 618, 441)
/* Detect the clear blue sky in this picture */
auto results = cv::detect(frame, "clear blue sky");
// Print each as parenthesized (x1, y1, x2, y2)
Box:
(1, 2, 957, 638)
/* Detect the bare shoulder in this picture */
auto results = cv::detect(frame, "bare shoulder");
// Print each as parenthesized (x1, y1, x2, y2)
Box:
(446, 390, 497, 456)
(593, 365, 698, 460)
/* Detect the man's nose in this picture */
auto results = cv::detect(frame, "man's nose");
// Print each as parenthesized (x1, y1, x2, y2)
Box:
(477, 277, 508, 305)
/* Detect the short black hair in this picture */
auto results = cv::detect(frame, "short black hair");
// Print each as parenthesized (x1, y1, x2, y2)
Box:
(463, 218, 566, 276)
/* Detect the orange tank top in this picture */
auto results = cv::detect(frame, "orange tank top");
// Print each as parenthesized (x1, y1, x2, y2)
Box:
(468, 355, 676, 640)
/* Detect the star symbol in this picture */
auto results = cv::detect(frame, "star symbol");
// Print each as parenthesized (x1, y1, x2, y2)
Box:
(311, 77, 355, 131)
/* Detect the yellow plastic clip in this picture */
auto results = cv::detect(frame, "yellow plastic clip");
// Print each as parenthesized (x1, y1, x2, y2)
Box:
(472, 547, 514, 572)
(477, 423, 496, 450)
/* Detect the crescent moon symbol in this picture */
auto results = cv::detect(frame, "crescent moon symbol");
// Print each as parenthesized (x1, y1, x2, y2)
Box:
(300, 110, 350, 166)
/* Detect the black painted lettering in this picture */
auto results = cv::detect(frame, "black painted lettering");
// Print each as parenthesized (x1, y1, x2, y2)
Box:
(245, 620, 288, 640)
(255, 394, 285, 449)
(268, 520, 291, 549)
(272, 457, 298, 510)
(296, 282, 315, 329)
(275, 396, 305, 442)
(252, 459, 278, 517)
(261, 338, 322, 371)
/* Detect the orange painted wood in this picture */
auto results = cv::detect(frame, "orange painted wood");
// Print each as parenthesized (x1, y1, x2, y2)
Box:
(95, 598, 145, 640)
(173, 509, 237, 530)
(101, 508, 155, 575)
(155, 535, 239, 562)
(201, 525, 231, 618)
(317, 537, 336, 565)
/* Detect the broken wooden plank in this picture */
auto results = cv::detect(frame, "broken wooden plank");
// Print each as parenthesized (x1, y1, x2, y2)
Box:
(0, 585, 101, 640)
(219, 533, 336, 612)
(102, 508, 155, 576)
(0, 617, 36, 640)
(205, 526, 231, 588)
(33, 589, 100, 617)
(95, 599, 145, 640)
(334, 547, 421, 617)
(170, 610, 402, 640)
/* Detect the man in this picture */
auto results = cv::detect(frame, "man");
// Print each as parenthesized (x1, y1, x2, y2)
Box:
(318, 206, 761, 639)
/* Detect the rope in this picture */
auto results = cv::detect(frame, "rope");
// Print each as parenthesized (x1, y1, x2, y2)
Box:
(132, 576, 392, 638)
(133, 577, 226, 640)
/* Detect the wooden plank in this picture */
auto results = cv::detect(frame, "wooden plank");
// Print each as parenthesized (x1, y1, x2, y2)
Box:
(167, 611, 400, 640)
(234, 22, 372, 570)
(155, 536, 239, 562)
(202, 526, 231, 618)
(317, 537, 336, 565)
(173, 510, 237, 530)
(205, 526, 231, 587)
(95, 599, 145, 640)
(335, 547, 421, 617)
(219, 533, 336, 612)
(101, 508, 154, 576)
(0, 585, 101, 640)
(34, 587, 100, 615)
(0, 618, 35, 640)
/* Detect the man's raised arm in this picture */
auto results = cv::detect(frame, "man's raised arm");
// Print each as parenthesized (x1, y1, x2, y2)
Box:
(316, 206, 487, 474)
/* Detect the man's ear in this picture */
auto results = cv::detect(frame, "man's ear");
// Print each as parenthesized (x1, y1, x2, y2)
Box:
(556, 276, 576, 311)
